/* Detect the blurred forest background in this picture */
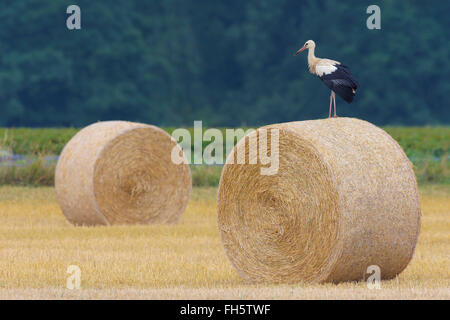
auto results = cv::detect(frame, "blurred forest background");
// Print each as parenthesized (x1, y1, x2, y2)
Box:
(0, 0, 449, 127)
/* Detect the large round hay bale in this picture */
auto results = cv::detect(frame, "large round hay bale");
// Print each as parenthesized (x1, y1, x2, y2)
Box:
(218, 117, 421, 284)
(56, 121, 191, 226)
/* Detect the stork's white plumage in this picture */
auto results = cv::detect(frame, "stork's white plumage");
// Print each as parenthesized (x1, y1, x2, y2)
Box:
(315, 60, 338, 77)
(295, 40, 358, 118)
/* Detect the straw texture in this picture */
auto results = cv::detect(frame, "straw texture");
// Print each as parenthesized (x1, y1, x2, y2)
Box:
(217, 117, 421, 284)
(55, 121, 191, 226)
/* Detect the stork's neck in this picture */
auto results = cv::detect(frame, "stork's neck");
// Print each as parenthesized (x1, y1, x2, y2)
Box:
(308, 47, 317, 65)
(307, 47, 319, 74)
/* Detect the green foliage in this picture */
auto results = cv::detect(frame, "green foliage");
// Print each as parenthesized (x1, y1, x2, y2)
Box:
(0, 126, 448, 185)
(414, 155, 449, 183)
(1, 126, 449, 158)
(0, 163, 222, 187)
(191, 165, 222, 187)
(384, 127, 449, 159)
(0, 1, 448, 127)
(0, 160, 55, 186)
(0, 159, 447, 186)
(0, 128, 78, 155)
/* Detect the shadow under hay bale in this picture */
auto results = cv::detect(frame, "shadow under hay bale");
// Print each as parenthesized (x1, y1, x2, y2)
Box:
(217, 117, 421, 284)
(55, 121, 191, 226)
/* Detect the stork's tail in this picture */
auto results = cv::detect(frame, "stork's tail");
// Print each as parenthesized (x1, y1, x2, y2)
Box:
(335, 86, 357, 103)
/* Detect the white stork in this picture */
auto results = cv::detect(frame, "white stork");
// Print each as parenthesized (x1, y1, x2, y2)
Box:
(295, 40, 358, 118)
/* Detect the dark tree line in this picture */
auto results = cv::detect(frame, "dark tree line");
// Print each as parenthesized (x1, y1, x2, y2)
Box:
(0, 0, 448, 127)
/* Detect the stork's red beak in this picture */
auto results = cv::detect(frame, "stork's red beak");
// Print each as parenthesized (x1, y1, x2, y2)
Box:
(295, 46, 307, 56)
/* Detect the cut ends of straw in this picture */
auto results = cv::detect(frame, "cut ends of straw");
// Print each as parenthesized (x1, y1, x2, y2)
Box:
(55, 121, 191, 226)
(217, 117, 421, 284)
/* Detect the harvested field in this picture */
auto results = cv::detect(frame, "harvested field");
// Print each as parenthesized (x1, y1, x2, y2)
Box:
(0, 185, 448, 299)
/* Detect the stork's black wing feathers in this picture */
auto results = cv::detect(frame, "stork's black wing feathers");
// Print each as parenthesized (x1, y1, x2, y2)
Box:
(320, 64, 358, 103)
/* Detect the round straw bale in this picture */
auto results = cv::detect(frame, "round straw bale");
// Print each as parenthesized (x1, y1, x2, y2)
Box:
(55, 121, 191, 226)
(217, 117, 420, 284)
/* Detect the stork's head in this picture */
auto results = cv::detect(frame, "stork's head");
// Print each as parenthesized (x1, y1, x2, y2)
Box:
(295, 40, 315, 55)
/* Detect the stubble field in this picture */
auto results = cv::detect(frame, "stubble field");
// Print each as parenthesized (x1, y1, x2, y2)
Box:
(0, 185, 449, 299)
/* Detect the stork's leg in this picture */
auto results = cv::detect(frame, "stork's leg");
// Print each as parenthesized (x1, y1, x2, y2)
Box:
(332, 91, 337, 118)
(329, 92, 333, 118)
